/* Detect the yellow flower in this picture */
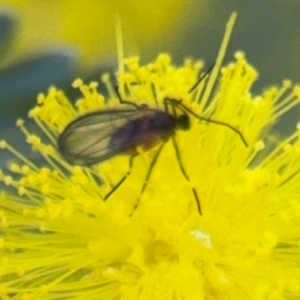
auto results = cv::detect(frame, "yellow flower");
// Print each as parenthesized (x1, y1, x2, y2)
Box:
(1, 13, 300, 300)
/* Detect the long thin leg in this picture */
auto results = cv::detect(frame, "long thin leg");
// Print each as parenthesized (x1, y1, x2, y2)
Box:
(171, 136, 202, 215)
(114, 85, 140, 108)
(150, 82, 159, 108)
(164, 97, 248, 147)
(104, 155, 136, 201)
(188, 63, 215, 93)
(130, 142, 166, 216)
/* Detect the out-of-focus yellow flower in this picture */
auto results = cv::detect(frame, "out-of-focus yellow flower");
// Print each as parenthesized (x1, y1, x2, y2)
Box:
(1, 13, 300, 300)
(1, 0, 190, 67)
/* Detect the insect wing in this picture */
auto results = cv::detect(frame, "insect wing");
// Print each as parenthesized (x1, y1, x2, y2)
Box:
(58, 109, 155, 165)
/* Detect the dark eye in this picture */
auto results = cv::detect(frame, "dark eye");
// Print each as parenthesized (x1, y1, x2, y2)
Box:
(177, 114, 190, 130)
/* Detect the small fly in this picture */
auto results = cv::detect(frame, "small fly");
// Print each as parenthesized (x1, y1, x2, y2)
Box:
(58, 66, 248, 215)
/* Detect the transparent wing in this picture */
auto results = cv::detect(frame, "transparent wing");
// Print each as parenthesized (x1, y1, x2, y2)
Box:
(58, 108, 156, 165)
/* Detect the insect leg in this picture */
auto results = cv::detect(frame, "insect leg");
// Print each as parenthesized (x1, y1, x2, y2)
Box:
(150, 82, 159, 108)
(114, 85, 140, 108)
(163, 97, 169, 113)
(130, 142, 165, 216)
(163, 97, 179, 117)
(165, 97, 248, 147)
(188, 63, 215, 94)
(171, 136, 202, 215)
(104, 154, 137, 201)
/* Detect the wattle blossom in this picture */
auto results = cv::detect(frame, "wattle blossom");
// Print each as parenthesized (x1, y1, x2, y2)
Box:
(0, 13, 300, 300)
